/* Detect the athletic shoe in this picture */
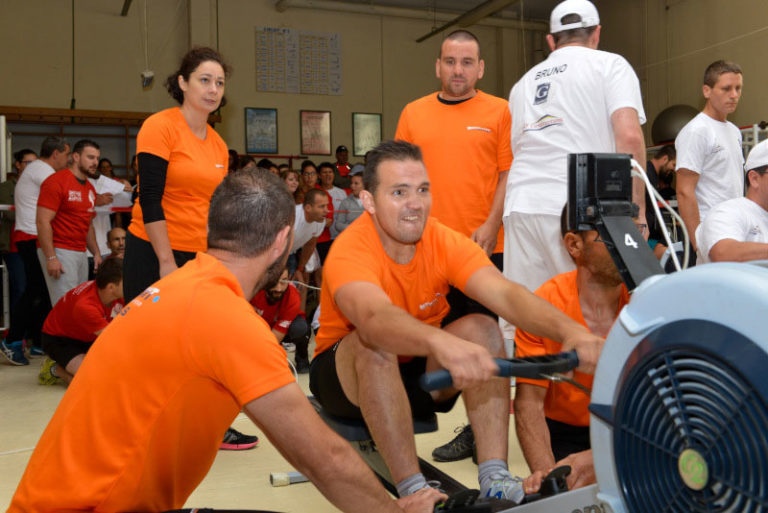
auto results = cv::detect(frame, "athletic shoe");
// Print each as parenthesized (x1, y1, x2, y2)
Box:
(482, 473, 525, 504)
(295, 356, 310, 374)
(38, 357, 64, 386)
(1, 340, 29, 366)
(29, 346, 45, 357)
(220, 427, 259, 450)
(432, 424, 474, 462)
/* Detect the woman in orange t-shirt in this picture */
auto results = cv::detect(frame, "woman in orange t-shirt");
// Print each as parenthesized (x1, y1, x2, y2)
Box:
(123, 47, 230, 303)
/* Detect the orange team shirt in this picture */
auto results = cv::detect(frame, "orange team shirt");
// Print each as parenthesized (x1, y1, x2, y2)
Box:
(515, 270, 629, 427)
(395, 90, 512, 254)
(9, 253, 294, 513)
(129, 107, 228, 252)
(314, 212, 492, 358)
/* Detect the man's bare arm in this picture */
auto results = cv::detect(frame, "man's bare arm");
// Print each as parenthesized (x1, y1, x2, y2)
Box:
(676, 169, 701, 250)
(271, 328, 286, 343)
(335, 281, 498, 389)
(471, 170, 508, 255)
(464, 266, 603, 373)
(296, 237, 317, 272)
(612, 107, 647, 223)
(244, 382, 444, 512)
(709, 239, 768, 262)
(36, 206, 63, 279)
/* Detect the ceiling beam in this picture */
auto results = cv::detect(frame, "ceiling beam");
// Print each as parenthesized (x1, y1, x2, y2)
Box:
(416, 0, 518, 42)
(120, 0, 133, 17)
(273, 0, 546, 32)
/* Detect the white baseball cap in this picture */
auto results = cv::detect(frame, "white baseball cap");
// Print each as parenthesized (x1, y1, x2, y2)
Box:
(745, 140, 768, 172)
(550, 0, 600, 34)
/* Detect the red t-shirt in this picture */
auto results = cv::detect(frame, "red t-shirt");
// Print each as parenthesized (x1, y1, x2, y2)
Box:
(37, 169, 96, 251)
(250, 284, 304, 334)
(336, 163, 351, 177)
(42, 280, 123, 342)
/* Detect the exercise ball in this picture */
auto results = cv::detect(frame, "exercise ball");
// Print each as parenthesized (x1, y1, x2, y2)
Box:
(651, 104, 699, 145)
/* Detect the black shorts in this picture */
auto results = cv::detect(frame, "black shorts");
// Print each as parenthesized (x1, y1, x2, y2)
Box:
(309, 341, 460, 420)
(441, 252, 503, 326)
(546, 417, 591, 461)
(41, 332, 92, 368)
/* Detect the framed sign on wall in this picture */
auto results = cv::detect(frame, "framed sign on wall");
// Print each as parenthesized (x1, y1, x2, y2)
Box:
(245, 108, 278, 154)
(300, 110, 331, 155)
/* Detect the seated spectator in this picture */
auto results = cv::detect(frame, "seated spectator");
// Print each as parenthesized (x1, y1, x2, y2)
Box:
(250, 267, 310, 373)
(515, 206, 629, 494)
(334, 145, 352, 189)
(697, 139, 768, 263)
(281, 168, 301, 204)
(237, 154, 256, 171)
(228, 149, 239, 173)
(317, 162, 345, 260)
(38, 257, 124, 385)
(657, 166, 676, 200)
(297, 159, 318, 204)
(257, 158, 279, 175)
(334, 173, 365, 233)
(107, 227, 126, 259)
(98, 158, 115, 179)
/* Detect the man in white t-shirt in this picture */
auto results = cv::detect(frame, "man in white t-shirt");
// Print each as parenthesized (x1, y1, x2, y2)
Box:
(290, 188, 328, 282)
(697, 140, 768, 263)
(502, 0, 646, 337)
(1, 137, 70, 366)
(675, 60, 744, 256)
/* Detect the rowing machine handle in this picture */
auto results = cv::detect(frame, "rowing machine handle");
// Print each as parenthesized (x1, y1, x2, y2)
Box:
(419, 351, 579, 392)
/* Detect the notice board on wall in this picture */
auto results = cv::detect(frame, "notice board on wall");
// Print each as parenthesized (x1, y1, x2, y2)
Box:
(255, 27, 342, 95)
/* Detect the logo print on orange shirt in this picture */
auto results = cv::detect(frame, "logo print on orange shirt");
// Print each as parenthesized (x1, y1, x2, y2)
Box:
(420, 293, 445, 311)
(68, 190, 82, 202)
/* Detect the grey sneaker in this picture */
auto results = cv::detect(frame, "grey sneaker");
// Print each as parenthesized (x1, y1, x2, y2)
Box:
(482, 473, 525, 504)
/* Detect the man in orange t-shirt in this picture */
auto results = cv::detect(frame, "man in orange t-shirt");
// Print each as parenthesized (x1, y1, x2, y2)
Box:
(9, 170, 443, 513)
(515, 208, 629, 494)
(310, 140, 604, 503)
(395, 30, 511, 326)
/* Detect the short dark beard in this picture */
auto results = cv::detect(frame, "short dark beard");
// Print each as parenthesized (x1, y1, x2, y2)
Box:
(252, 240, 291, 298)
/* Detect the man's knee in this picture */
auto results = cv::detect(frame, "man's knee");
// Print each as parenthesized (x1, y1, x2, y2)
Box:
(444, 313, 505, 356)
(286, 316, 310, 343)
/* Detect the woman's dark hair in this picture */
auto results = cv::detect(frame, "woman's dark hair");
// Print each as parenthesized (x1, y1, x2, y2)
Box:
(300, 160, 317, 173)
(257, 158, 275, 169)
(165, 46, 231, 107)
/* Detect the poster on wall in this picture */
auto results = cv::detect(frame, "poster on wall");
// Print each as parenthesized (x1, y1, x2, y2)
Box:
(300, 110, 331, 155)
(255, 27, 342, 95)
(245, 108, 278, 154)
(352, 113, 382, 156)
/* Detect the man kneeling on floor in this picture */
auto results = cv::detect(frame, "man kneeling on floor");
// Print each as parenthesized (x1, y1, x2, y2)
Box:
(309, 140, 604, 503)
(515, 206, 629, 495)
(250, 266, 311, 373)
(38, 257, 124, 385)
(9, 169, 443, 513)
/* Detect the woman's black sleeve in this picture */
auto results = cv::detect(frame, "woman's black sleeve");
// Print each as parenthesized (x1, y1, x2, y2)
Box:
(137, 152, 169, 224)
